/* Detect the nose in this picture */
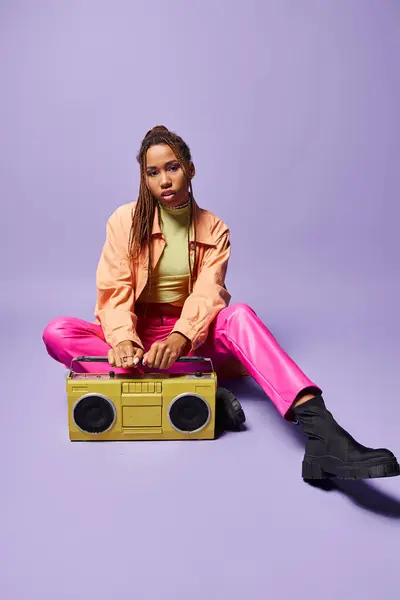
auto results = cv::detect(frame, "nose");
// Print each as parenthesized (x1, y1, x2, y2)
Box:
(160, 170, 172, 188)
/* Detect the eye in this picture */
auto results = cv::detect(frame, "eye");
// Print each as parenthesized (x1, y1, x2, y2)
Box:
(169, 164, 180, 172)
(147, 170, 157, 177)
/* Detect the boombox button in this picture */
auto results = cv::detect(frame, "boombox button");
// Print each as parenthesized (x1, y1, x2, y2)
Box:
(109, 371, 115, 378)
(195, 371, 202, 377)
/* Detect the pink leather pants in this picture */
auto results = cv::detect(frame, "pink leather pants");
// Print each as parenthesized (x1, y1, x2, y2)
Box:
(42, 302, 321, 418)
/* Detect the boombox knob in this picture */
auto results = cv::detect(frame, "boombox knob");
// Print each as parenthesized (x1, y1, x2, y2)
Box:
(109, 371, 115, 378)
(195, 371, 202, 377)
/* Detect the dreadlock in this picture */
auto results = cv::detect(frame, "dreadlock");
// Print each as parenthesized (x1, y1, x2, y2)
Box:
(128, 125, 197, 318)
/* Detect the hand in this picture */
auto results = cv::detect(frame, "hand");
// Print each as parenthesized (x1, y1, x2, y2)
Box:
(142, 333, 191, 370)
(108, 340, 144, 369)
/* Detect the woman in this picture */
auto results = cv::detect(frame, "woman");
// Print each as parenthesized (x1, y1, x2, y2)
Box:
(43, 125, 399, 481)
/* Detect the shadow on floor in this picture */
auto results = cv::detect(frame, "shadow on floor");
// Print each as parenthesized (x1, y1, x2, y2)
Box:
(219, 376, 400, 520)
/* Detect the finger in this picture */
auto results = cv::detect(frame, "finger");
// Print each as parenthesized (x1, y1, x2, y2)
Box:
(159, 348, 172, 370)
(145, 352, 155, 368)
(153, 345, 166, 369)
(133, 348, 144, 367)
(124, 343, 135, 368)
(149, 346, 161, 369)
(144, 345, 158, 368)
(114, 341, 132, 369)
(125, 356, 134, 368)
(115, 347, 124, 369)
(108, 348, 115, 366)
(166, 351, 178, 370)
(118, 342, 131, 368)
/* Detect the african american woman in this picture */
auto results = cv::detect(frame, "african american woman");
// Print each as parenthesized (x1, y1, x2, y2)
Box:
(43, 125, 400, 481)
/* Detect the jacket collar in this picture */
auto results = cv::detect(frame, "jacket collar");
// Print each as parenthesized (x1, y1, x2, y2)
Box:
(150, 197, 214, 246)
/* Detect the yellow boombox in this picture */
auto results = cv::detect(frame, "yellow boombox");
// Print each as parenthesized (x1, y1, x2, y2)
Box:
(67, 356, 245, 441)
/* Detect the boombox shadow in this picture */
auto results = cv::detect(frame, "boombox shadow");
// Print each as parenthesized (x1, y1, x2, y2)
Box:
(220, 376, 400, 520)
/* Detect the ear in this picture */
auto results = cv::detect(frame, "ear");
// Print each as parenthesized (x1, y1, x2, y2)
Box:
(188, 161, 196, 180)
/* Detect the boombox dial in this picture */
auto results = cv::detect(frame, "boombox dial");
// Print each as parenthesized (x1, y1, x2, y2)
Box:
(73, 393, 116, 434)
(168, 393, 210, 433)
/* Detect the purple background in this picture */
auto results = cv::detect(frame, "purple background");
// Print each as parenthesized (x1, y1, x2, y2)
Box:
(1, 1, 400, 599)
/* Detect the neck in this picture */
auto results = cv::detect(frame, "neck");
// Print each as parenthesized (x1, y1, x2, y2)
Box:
(171, 199, 190, 209)
(158, 195, 191, 210)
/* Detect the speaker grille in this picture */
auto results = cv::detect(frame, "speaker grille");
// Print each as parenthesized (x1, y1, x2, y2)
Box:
(168, 394, 210, 433)
(73, 394, 116, 434)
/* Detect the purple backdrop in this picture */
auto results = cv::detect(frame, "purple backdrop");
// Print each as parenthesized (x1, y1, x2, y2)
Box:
(1, 1, 400, 599)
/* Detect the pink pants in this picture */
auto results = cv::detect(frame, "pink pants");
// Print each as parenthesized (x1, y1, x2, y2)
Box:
(42, 302, 321, 418)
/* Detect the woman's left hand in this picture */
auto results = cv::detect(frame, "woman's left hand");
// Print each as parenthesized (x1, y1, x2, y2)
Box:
(142, 333, 191, 370)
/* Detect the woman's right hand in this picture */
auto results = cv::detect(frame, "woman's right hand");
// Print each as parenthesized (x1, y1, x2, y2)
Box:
(108, 340, 144, 369)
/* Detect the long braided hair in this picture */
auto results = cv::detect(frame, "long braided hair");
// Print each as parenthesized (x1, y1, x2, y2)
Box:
(128, 125, 198, 316)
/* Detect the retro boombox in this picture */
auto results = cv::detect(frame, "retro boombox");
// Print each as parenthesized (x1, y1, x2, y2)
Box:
(67, 356, 245, 441)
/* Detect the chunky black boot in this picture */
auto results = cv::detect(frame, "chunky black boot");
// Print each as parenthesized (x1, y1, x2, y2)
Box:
(215, 387, 246, 432)
(293, 394, 400, 480)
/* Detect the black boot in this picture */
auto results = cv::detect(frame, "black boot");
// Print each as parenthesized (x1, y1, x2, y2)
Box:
(215, 387, 246, 432)
(293, 394, 400, 480)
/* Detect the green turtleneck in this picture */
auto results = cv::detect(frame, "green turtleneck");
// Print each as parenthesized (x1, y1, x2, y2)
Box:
(136, 201, 191, 306)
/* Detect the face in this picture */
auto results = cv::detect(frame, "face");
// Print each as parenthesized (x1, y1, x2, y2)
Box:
(144, 144, 194, 208)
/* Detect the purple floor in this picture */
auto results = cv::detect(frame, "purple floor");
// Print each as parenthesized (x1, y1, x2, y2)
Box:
(1, 271, 400, 599)
(2, 1, 400, 598)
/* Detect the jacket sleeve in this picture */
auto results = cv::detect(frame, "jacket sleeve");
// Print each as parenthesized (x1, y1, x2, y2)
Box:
(170, 224, 231, 351)
(95, 210, 144, 350)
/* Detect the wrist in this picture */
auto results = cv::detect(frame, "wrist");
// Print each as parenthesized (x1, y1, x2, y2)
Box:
(169, 331, 191, 348)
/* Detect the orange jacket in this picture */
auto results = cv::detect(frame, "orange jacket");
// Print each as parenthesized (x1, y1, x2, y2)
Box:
(94, 199, 231, 351)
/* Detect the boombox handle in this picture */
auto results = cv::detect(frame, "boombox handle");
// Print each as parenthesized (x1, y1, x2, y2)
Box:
(69, 355, 214, 376)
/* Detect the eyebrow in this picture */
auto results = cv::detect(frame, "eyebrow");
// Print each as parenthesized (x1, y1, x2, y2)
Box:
(146, 160, 179, 170)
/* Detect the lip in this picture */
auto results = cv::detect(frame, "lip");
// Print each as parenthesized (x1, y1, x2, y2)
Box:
(161, 190, 176, 197)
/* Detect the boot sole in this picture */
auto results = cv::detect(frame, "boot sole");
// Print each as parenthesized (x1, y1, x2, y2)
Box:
(302, 455, 400, 480)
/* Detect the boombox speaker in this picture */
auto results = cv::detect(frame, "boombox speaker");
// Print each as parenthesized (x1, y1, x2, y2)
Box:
(67, 356, 222, 441)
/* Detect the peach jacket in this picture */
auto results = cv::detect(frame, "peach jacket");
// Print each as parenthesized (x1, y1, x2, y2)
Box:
(94, 199, 232, 352)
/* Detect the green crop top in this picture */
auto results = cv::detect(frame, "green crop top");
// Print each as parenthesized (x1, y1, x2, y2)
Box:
(136, 201, 191, 306)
